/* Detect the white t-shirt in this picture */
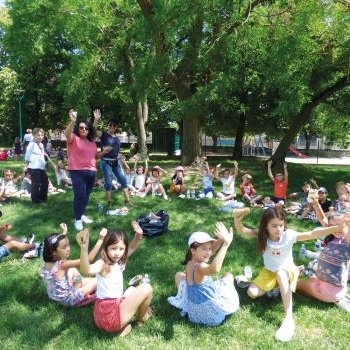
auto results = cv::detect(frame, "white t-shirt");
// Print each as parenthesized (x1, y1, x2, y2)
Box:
(134, 174, 146, 189)
(96, 263, 125, 299)
(220, 176, 235, 194)
(202, 173, 213, 189)
(263, 229, 298, 271)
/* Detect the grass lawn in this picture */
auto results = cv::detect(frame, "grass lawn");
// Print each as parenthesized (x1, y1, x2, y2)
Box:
(0, 156, 349, 350)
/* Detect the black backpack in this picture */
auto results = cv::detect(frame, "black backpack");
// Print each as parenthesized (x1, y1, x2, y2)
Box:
(137, 210, 169, 238)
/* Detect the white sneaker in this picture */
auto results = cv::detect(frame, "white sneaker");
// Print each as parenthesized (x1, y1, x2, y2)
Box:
(163, 194, 168, 200)
(275, 318, 295, 342)
(81, 215, 93, 224)
(74, 219, 84, 231)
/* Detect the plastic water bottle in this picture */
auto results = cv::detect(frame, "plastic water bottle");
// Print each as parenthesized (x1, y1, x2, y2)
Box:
(142, 273, 150, 284)
(315, 239, 322, 252)
(151, 184, 156, 197)
(299, 244, 306, 260)
(191, 189, 196, 198)
(97, 202, 103, 213)
(186, 190, 190, 198)
(244, 266, 253, 280)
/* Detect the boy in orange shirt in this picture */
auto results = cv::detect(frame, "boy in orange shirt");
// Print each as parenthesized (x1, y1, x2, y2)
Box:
(266, 160, 288, 204)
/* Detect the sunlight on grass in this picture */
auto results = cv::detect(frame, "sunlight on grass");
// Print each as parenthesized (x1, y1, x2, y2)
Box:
(0, 158, 350, 349)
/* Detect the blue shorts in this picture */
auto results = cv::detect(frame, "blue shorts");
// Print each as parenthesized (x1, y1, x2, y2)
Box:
(0, 245, 10, 262)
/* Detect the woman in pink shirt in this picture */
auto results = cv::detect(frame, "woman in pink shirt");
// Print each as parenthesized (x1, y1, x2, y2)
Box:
(66, 109, 108, 231)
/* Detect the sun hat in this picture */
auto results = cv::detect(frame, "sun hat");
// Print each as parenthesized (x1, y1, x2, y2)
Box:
(175, 166, 184, 172)
(318, 187, 327, 193)
(188, 231, 215, 247)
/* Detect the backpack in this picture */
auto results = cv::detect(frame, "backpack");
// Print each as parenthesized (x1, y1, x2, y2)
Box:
(137, 210, 169, 238)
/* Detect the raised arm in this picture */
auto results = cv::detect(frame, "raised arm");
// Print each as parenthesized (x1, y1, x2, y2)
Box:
(297, 221, 345, 241)
(311, 197, 329, 227)
(65, 109, 77, 143)
(76, 229, 105, 275)
(198, 222, 233, 276)
(92, 109, 103, 139)
(283, 162, 288, 182)
(127, 221, 144, 257)
(232, 207, 258, 238)
(267, 160, 274, 182)
(232, 161, 238, 178)
(144, 158, 149, 175)
(214, 163, 221, 179)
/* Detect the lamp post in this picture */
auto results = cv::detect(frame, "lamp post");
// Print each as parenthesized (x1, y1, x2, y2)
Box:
(16, 90, 25, 141)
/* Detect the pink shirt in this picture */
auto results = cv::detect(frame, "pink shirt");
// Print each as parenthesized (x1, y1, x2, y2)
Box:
(67, 134, 97, 171)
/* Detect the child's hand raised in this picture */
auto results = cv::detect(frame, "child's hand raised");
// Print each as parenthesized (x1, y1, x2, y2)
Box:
(131, 220, 143, 239)
(232, 207, 251, 219)
(98, 228, 108, 241)
(60, 223, 68, 235)
(76, 229, 89, 248)
(214, 222, 233, 246)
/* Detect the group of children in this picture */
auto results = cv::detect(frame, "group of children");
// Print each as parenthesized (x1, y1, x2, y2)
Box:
(2, 154, 350, 343)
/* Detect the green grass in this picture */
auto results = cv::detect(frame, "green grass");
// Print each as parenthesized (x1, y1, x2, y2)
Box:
(0, 157, 349, 350)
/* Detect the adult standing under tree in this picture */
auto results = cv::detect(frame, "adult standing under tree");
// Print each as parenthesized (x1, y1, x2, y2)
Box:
(93, 109, 133, 206)
(24, 128, 49, 204)
(66, 109, 108, 231)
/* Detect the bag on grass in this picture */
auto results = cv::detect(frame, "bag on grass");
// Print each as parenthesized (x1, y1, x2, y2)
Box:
(137, 210, 169, 238)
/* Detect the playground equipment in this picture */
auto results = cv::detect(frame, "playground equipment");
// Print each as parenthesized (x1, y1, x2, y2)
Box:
(288, 145, 307, 158)
(243, 135, 269, 157)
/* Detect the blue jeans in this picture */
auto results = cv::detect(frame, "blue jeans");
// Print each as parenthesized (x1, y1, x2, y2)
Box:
(100, 159, 127, 190)
(69, 170, 96, 220)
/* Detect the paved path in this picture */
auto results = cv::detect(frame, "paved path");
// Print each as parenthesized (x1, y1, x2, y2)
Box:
(285, 156, 350, 165)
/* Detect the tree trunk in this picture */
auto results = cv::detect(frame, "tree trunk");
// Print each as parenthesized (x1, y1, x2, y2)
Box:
(136, 97, 148, 158)
(272, 76, 349, 166)
(181, 112, 202, 165)
(233, 112, 246, 159)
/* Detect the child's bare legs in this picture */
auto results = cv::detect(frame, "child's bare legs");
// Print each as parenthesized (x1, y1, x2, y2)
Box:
(120, 283, 153, 328)
(5, 241, 35, 252)
(143, 184, 151, 196)
(247, 284, 266, 299)
(80, 277, 97, 296)
(297, 276, 342, 303)
(1, 231, 35, 252)
(157, 184, 168, 200)
(276, 270, 293, 320)
(221, 272, 234, 284)
(275, 269, 295, 342)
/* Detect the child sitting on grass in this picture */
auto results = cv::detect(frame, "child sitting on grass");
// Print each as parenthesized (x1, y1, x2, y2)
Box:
(232, 206, 345, 342)
(239, 174, 263, 207)
(169, 166, 186, 196)
(297, 200, 350, 313)
(142, 165, 168, 200)
(265, 160, 288, 205)
(41, 223, 105, 307)
(77, 221, 152, 336)
(215, 161, 238, 201)
(168, 222, 239, 326)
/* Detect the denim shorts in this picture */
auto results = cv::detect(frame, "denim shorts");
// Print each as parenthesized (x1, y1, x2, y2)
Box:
(0, 245, 10, 262)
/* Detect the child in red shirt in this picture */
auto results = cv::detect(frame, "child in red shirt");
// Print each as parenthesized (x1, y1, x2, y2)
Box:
(267, 160, 288, 203)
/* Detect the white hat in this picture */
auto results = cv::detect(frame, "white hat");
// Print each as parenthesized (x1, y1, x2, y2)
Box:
(188, 231, 215, 247)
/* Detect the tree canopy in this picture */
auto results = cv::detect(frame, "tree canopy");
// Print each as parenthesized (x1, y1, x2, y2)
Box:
(0, 0, 349, 164)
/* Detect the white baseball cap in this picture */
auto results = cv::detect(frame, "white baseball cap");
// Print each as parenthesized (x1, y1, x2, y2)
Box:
(188, 231, 215, 247)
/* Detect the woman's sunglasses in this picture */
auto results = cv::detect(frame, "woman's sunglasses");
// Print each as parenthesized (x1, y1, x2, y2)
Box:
(79, 126, 89, 131)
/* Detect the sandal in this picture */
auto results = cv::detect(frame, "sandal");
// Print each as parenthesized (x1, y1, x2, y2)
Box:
(125, 200, 136, 207)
